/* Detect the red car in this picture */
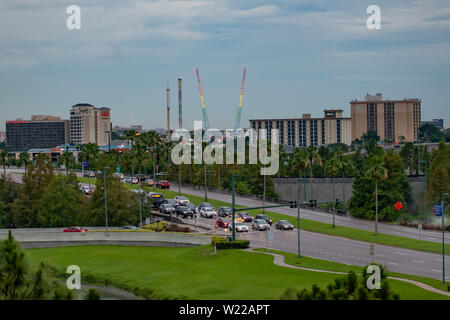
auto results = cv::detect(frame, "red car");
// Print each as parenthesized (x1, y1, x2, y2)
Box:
(157, 180, 170, 189)
(63, 226, 88, 232)
(217, 217, 232, 228)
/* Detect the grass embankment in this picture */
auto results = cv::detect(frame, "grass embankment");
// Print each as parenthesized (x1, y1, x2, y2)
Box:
(25, 245, 449, 300)
(125, 184, 450, 255)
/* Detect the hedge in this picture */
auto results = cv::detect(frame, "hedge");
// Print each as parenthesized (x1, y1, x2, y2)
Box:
(142, 221, 168, 232)
(211, 237, 250, 249)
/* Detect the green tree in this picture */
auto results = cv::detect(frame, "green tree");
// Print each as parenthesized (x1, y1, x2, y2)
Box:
(399, 142, 414, 176)
(306, 146, 322, 200)
(79, 143, 100, 193)
(325, 153, 341, 228)
(37, 174, 85, 227)
(365, 155, 388, 234)
(85, 288, 101, 300)
(57, 152, 75, 176)
(0, 151, 9, 178)
(18, 152, 31, 173)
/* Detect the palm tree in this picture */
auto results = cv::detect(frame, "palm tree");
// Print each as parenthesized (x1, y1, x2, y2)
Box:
(0, 150, 9, 178)
(365, 155, 388, 235)
(306, 146, 322, 201)
(326, 154, 341, 228)
(79, 143, 100, 193)
(18, 152, 31, 173)
(291, 148, 308, 201)
(57, 151, 75, 175)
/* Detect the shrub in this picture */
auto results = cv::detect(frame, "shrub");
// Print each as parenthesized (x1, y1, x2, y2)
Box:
(142, 221, 168, 232)
(84, 288, 101, 300)
(213, 239, 250, 249)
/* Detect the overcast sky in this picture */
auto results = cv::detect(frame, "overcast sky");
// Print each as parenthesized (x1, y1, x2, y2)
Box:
(0, 0, 449, 130)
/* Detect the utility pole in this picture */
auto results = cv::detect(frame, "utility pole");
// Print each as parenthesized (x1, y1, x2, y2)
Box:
(204, 164, 208, 201)
(297, 179, 301, 258)
(262, 174, 266, 213)
(104, 166, 110, 235)
(166, 81, 171, 141)
(138, 180, 143, 227)
(232, 171, 236, 241)
(178, 77, 182, 196)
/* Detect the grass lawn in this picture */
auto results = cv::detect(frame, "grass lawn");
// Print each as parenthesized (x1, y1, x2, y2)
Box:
(133, 185, 450, 255)
(25, 245, 449, 300)
(255, 249, 450, 293)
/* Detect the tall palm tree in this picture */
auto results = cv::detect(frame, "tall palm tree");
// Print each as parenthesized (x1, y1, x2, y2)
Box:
(57, 151, 75, 175)
(291, 148, 308, 201)
(79, 143, 100, 193)
(0, 150, 10, 178)
(326, 154, 341, 228)
(365, 155, 388, 235)
(306, 146, 322, 201)
(18, 152, 31, 173)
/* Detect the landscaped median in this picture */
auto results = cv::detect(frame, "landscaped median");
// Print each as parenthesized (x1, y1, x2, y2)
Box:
(135, 185, 450, 255)
(24, 245, 450, 300)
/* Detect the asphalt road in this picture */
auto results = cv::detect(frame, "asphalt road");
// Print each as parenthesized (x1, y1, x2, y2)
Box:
(169, 183, 449, 244)
(4, 168, 449, 280)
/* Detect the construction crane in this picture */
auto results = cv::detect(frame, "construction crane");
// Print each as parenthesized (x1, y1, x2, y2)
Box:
(196, 68, 210, 131)
(234, 68, 246, 131)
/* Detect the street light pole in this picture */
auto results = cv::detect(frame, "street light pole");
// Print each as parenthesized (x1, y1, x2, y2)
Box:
(297, 179, 301, 258)
(204, 164, 208, 201)
(232, 171, 236, 241)
(420, 160, 428, 224)
(139, 180, 143, 227)
(104, 166, 110, 234)
(441, 193, 448, 286)
(262, 174, 266, 213)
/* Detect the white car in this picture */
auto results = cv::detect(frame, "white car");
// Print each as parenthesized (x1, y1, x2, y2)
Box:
(174, 196, 190, 206)
(200, 207, 217, 218)
(229, 222, 249, 233)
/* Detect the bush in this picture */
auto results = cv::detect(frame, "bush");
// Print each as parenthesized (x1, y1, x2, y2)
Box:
(84, 288, 101, 300)
(213, 239, 250, 249)
(142, 221, 168, 232)
(165, 224, 191, 233)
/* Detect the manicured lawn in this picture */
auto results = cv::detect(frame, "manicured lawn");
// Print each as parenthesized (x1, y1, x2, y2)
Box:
(257, 249, 450, 293)
(25, 245, 449, 300)
(138, 186, 450, 255)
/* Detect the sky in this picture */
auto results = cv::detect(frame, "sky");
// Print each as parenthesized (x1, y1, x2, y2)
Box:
(0, 0, 449, 131)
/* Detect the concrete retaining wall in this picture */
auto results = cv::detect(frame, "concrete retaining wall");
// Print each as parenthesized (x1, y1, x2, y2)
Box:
(0, 230, 212, 249)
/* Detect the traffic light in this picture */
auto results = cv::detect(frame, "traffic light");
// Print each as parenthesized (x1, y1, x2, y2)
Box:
(309, 200, 313, 207)
(290, 201, 297, 208)
(314, 200, 317, 207)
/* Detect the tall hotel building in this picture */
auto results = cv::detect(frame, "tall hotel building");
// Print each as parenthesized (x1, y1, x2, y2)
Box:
(350, 94, 421, 143)
(249, 109, 352, 147)
(70, 104, 111, 146)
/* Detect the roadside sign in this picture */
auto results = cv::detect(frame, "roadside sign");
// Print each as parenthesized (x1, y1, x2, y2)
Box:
(266, 229, 274, 240)
(83, 161, 89, 169)
(116, 165, 120, 174)
(393, 201, 403, 211)
(433, 203, 443, 217)
(145, 218, 150, 225)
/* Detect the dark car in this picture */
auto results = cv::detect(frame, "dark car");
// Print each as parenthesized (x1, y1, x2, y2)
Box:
(160, 203, 176, 215)
(175, 206, 194, 218)
(275, 220, 294, 230)
(121, 226, 139, 230)
(217, 217, 232, 228)
(237, 212, 253, 222)
(185, 202, 198, 213)
(255, 214, 273, 225)
(217, 206, 233, 217)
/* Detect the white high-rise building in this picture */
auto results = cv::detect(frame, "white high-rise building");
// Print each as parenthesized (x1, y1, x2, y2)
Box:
(70, 104, 111, 146)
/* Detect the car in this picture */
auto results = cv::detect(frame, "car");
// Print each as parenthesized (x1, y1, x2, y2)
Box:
(63, 226, 88, 232)
(121, 226, 139, 230)
(237, 212, 253, 222)
(163, 199, 179, 208)
(175, 206, 194, 218)
(123, 177, 132, 184)
(225, 214, 243, 223)
(275, 220, 294, 230)
(217, 206, 233, 217)
(252, 219, 270, 231)
(185, 202, 198, 213)
(216, 217, 232, 228)
(255, 214, 273, 225)
(147, 179, 154, 187)
(160, 203, 176, 215)
(228, 222, 249, 233)
(131, 177, 139, 184)
(174, 196, 190, 206)
(156, 180, 170, 189)
(197, 202, 213, 212)
(200, 207, 217, 218)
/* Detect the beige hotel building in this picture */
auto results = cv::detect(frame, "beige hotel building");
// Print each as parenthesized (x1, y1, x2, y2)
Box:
(70, 104, 111, 146)
(350, 94, 421, 143)
(249, 109, 352, 147)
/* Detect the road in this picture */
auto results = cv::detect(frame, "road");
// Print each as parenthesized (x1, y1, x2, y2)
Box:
(4, 168, 449, 280)
(168, 183, 449, 244)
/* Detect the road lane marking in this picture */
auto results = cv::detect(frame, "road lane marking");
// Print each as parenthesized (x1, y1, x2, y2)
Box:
(388, 262, 399, 266)
(412, 260, 425, 264)
(394, 251, 407, 256)
(430, 269, 441, 273)
(375, 253, 384, 257)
